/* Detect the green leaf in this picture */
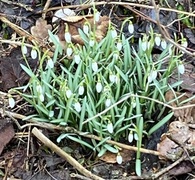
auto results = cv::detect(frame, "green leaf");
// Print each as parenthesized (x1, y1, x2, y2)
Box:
(136, 159, 141, 176)
(148, 112, 174, 136)
(103, 144, 118, 153)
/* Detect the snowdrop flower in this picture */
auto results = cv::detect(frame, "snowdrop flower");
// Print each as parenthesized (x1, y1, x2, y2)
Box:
(111, 28, 117, 38)
(66, 46, 73, 57)
(74, 54, 81, 64)
(148, 70, 157, 83)
(96, 82, 103, 93)
(47, 58, 54, 68)
(107, 121, 113, 133)
(116, 153, 123, 164)
(22, 45, 28, 54)
(155, 34, 161, 46)
(105, 98, 111, 107)
(94, 10, 100, 22)
(89, 38, 95, 47)
(128, 131, 133, 143)
(109, 74, 117, 83)
(141, 41, 147, 52)
(178, 63, 185, 74)
(83, 22, 89, 35)
(128, 21, 134, 34)
(74, 102, 81, 113)
(48, 111, 54, 118)
(39, 94, 44, 102)
(78, 85, 84, 95)
(134, 133, 139, 141)
(116, 41, 122, 51)
(8, 96, 15, 108)
(36, 84, 43, 94)
(64, 31, 71, 43)
(113, 52, 119, 60)
(92, 61, 98, 72)
(161, 39, 167, 49)
(66, 89, 72, 99)
(31, 49, 37, 59)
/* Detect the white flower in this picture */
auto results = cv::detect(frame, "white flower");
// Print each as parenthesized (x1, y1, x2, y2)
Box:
(31, 49, 37, 59)
(8, 96, 15, 108)
(155, 35, 161, 46)
(161, 39, 167, 49)
(74, 54, 81, 64)
(89, 39, 95, 47)
(48, 111, 54, 118)
(178, 63, 185, 74)
(148, 70, 157, 83)
(47, 58, 54, 68)
(66, 46, 73, 57)
(94, 10, 100, 22)
(141, 40, 147, 52)
(66, 89, 72, 99)
(96, 82, 103, 93)
(116, 153, 123, 164)
(116, 41, 122, 51)
(105, 98, 111, 107)
(64, 31, 71, 43)
(111, 29, 117, 38)
(22, 45, 28, 54)
(134, 133, 139, 141)
(39, 94, 44, 102)
(36, 85, 43, 94)
(78, 85, 84, 95)
(107, 122, 113, 133)
(92, 61, 98, 72)
(128, 21, 134, 34)
(109, 74, 116, 83)
(83, 23, 89, 35)
(74, 102, 81, 112)
(113, 52, 119, 59)
(128, 131, 133, 143)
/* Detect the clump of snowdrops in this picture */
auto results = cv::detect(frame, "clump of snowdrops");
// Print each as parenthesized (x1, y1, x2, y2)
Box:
(12, 13, 187, 175)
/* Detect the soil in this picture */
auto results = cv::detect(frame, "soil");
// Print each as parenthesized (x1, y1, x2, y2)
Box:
(0, 0, 195, 180)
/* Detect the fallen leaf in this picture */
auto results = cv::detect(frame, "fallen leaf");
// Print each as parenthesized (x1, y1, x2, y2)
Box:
(31, 18, 52, 40)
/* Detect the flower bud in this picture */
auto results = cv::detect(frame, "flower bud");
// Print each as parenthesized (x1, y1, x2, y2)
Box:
(8, 96, 15, 108)
(155, 34, 161, 46)
(31, 49, 37, 59)
(64, 31, 71, 43)
(178, 63, 185, 74)
(92, 61, 98, 72)
(22, 45, 28, 54)
(161, 39, 167, 49)
(74, 102, 81, 112)
(105, 98, 111, 107)
(128, 21, 134, 34)
(116, 153, 123, 164)
(96, 82, 103, 93)
(74, 54, 81, 64)
(107, 121, 113, 133)
(78, 85, 84, 95)
(66, 89, 72, 99)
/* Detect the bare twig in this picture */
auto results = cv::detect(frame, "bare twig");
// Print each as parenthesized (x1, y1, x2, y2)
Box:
(32, 127, 104, 180)
(42, 0, 52, 19)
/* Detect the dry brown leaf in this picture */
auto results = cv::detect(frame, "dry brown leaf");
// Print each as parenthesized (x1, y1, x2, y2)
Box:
(57, 16, 110, 45)
(31, 18, 52, 40)
(99, 149, 133, 163)
(165, 90, 195, 123)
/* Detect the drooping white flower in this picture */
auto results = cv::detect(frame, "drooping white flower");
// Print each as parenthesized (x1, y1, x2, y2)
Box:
(181, 38, 188, 48)
(8, 96, 15, 108)
(128, 21, 134, 34)
(36, 84, 43, 94)
(107, 121, 113, 133)
(178, 63, 185, 74)
(66, 89, 72, 99)
(161, 39, 167, 49)
(47, 58, 54, 68)
(128, 131, 133, 143)
(66, 46, 73, 57)
(113, 52, 119, 59)
(83, 23, 89, 35)
(74, 102, 81, 112)
(74, 54, 81, 64)
(148, 70, 157, 83)
(141, 40, 147, 52)
(78, 85, 84, 95)
(48, 111, 54, 118)
(39, 94, 44, 102)
(96, 82, 103, 93)
(92, 61, 98, 72)
(155, 35, 161, 46)
(89, 39, 95, 47)
(105, 98, 111, 107)
(22, 45, 28, 54)
(116, 41, 122, 51)
(134, 133, 139, 141)
(111, 28, 117, 38)
(109, 74, 116, 83)
(94, 10, 100, 22)
(64, 31, 71, 43)
(31, 49, 37, 59)
(116, 153, 123, 164)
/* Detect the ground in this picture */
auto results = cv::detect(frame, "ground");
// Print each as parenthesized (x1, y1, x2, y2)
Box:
(0, 0, 195, 180)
